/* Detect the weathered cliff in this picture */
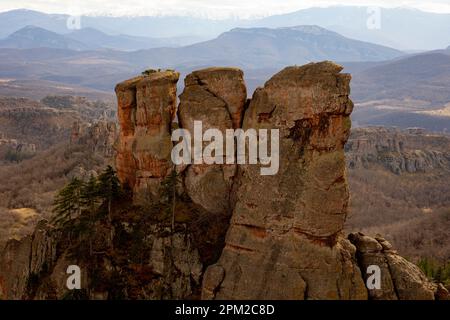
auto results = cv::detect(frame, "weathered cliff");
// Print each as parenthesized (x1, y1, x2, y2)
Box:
(202, 63, 365, 299)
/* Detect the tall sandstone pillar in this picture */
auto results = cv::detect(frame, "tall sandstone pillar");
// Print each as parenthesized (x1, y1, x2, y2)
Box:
(178, 67, 247, 216)
(202, 62, 368, 300)
(115, 71, 179, 197)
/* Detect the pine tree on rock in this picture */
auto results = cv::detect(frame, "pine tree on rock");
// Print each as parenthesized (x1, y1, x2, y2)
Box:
(97, 166, 122, 245)
(81, 174, 99, 212)
(80, 174, 100, 256)
(52, 177, 83, 226)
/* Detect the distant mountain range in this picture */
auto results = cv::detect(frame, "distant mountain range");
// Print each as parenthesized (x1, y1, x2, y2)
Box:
(0, 25, 404, 94)
(127, 26, 403, 69)
(0, 26, 89, 50)
(0, 10, 449, 131)
(0, 25, 204, 51)
(349, 50, 450, 132)
(1, 7, 450, 50)
(253, 7, 450, 51)
(352, 51, 450, 105)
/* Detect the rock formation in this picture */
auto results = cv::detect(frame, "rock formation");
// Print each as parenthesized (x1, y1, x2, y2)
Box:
(346, 127, 450, 174)
(202, 63, 367, 300)
(70, 120, 118, 157)
(178, 68, 246, 216)
(1, 63, 448, 300)
(0, 221, 58, 300)
(0, 134, 36, 161)
(115, 71, 179, 198)
(348, 233, 445, 300)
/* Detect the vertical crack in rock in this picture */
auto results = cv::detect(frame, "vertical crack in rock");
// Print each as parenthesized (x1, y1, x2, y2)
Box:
(178, 67, 246, 218)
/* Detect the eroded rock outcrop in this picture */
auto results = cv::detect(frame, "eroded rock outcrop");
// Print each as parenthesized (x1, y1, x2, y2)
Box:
(202, 62, 368, 300)
(1, 63, 446, 301)
(178, 68, 246, 216)
(0, 221, 58, 300)
(115, 71, 179, 197)
(70, 120, 118, 157)
(114, 64, 447, 300)
(349, 233, 448, 300)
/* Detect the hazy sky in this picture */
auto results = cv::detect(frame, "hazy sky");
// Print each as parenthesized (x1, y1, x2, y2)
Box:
(2, 0, 450, 18)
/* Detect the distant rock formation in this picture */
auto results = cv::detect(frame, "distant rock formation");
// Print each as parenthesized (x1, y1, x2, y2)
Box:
(0, 133, 36, 161)
(346, 127, 450, 174)
(1, 63, 448, 300)
(70, 120, 118, 157)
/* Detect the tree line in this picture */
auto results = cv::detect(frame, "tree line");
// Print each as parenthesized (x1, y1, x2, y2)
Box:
(52, 165, 122, 227)
(418, 257, 450, 287)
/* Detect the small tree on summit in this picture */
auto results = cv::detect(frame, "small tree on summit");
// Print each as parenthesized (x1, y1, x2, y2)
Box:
(141, 69, 157, 76)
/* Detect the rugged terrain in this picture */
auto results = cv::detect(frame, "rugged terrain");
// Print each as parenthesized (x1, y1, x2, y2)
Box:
(346, 127, 450, 262)
(0, 95, 114, 152)
(0, 63, 448, 300)
(0, 120, 117, 248)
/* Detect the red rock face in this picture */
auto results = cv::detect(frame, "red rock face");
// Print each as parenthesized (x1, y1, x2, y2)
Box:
(115, 71, 179, 194)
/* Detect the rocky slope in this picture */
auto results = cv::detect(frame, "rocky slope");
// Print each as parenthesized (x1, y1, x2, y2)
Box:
(0, 63, 448, 300)
(0, 119, 117, 249)
(345, 127, 450, 262)
(0, 96, 115, 152)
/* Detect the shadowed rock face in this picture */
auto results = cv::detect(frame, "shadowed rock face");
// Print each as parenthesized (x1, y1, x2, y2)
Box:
(0, 221, 60, 300)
